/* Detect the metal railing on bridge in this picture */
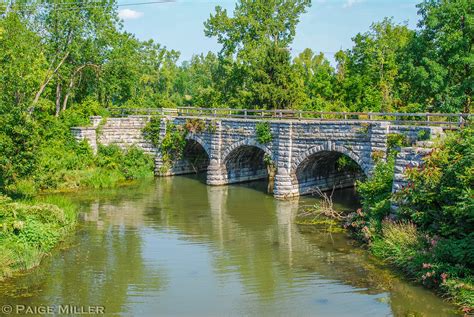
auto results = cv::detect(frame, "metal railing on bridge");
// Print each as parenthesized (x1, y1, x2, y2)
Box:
(107, 107, 472, 128)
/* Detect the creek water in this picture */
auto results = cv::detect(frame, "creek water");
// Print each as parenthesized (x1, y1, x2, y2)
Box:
(0, 176, 458, 316)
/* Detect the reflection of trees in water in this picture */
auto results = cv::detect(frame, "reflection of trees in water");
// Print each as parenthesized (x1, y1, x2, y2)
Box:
(151, 178, 455, 316)
(0, 182, 168, 315)
(1, 178, 452, 316)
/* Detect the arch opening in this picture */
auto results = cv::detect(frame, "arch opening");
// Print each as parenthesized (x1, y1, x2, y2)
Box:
(170, 139, 210, 176)
(223, 145, 275, 192)
(295, 151, 366, 196)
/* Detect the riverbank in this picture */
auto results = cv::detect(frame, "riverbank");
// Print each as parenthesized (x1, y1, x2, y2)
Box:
(0, 195, 77, 280)
(345, 127, 472, 313)
(295, 127, 473, 313)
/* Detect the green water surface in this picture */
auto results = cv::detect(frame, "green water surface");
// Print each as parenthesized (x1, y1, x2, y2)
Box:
(0, 176, 458, 316)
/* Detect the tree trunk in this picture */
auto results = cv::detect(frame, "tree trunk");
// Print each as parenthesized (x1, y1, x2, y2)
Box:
(55, 81, 62, 117)
(30, 51, 70, 113)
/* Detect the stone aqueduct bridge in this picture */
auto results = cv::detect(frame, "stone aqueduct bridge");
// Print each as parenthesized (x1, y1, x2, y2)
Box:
(72, 110, 447, 200)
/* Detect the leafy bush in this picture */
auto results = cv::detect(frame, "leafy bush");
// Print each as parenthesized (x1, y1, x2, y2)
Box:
(350, 127, 474, 311)
(387, 133, 410, 150)
(96, 144, 124, 169)
(345, 155, 394, 242)
(121, 146, 154, 180)
(394, 127, 473, 238)
(255, 121, 272, 144)
(95, 144, 154, 181)
(356, 156, 394, 221)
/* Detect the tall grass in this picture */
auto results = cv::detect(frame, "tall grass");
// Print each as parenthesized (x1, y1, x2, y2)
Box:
(0, 195, 77, 280)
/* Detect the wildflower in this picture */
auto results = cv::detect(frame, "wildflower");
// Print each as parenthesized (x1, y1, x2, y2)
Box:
(422, 263, 432, 269)
(440, 273, 448, 284)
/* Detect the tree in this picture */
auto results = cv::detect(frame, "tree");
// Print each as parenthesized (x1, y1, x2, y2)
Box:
(337, 18, 413, 112)
(204, 0, 311, 59)
(0, 12, 46, 111)
(294, 49, 336, 110)
(204, 0, 311, 109)
(30, 0, 118, 115)
(404, 0, 473, 113)
(251, 45, 307, 109)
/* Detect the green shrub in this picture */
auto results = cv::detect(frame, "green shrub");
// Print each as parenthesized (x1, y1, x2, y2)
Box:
(387, 133, 410, 150)
(4, 179, 37, 199)
(121, 146, 154, 180)
(394, 127, 473, 238)
(255, 122, 272, 144)
(95, 144, 124, 170)
(356, 156, 394, 221)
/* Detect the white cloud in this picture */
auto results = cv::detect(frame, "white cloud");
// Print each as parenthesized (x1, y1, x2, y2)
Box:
(118, 9, 144, 20)
(343, 0, 364, 8)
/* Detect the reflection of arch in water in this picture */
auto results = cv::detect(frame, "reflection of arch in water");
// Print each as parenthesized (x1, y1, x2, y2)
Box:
(221, 138, 275, 185)
(292, 143, 367, 196)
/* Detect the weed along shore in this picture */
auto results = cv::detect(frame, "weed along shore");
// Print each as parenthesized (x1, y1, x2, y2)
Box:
(0, 196, 77, 280)
(296, 127, 474, 314)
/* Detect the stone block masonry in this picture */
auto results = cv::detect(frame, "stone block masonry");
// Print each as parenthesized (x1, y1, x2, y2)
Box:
(72, 115, 443, 205)
(71, 116, 156, 155)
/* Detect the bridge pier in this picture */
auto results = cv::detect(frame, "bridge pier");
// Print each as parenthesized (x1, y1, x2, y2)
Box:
(273, 171, 298, 199)
(207, 161, 227, 186)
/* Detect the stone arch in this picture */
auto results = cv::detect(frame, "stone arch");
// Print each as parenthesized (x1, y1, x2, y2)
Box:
(185, 134, 211, 158)
(218, 138, 275, 188)
(291, 142, 369, 177)
(221, 138, 274, 164)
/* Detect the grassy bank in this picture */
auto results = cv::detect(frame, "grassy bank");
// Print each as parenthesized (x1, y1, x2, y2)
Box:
(6, 143, 155, 197)
(346, 127, 474, 313)
(0, 195, 77, 280)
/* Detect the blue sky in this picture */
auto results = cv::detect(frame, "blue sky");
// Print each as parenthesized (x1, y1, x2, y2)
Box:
(118, 0, 420, 64)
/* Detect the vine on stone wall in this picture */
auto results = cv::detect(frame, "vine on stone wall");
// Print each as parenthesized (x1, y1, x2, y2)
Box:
(256, 122, 272, 144)
(142, 116, 162, 148)
(160, 123, 188, 171)
(184, 118, 206, 133)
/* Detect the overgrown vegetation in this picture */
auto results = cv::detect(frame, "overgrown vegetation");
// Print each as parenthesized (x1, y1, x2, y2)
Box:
(347, 127, 474, 312)
(255, 122, 272, 144)
(0, 195, 77, 280)
(142, 117, 162, 148)
(184, 118, 206, 134)
(159, 123, 188, 173)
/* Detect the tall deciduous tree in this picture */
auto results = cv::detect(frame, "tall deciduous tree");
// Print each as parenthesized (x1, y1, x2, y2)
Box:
(204, 0, 311, 109)
(405, 0, 473, 113)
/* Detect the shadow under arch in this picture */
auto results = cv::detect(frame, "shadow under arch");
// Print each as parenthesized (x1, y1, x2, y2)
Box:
(291, 143, 367, 196)
(221, 138, 275, 192)
(170, 135, 210, 177)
